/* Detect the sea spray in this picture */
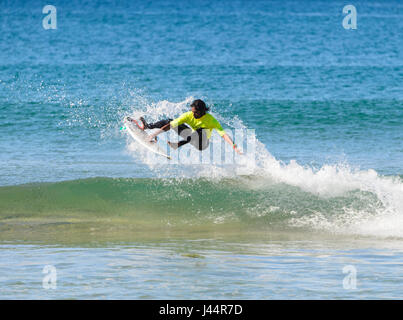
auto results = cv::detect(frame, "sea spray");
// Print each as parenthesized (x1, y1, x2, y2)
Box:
(122, 98, 403, 239)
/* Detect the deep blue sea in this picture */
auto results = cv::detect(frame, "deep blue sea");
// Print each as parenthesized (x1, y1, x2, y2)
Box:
(0, 0, 402, 299)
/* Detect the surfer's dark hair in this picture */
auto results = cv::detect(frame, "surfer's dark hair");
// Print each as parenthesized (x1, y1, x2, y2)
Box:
(191, 99, 209, 112)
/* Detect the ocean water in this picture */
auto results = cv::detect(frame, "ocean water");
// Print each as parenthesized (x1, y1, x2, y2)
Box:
(0, 0, 402, 299)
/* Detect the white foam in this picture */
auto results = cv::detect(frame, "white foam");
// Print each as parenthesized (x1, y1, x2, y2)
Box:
(253, 141, 403, 238)
(124, 97, 403, 238)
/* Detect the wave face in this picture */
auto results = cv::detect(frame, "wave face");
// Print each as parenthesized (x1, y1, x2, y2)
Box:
(1, 172, 402, 239)
(0, 1, 402, 241)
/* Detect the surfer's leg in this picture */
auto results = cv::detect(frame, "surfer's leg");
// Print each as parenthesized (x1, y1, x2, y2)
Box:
(189, 129, 209, 151)
(177, 125, 194, 147)
(167, 139, 190, 150)
(169, 126, 209, 151)
(145, 119, 173, 130)
(168, 124, 192, 149)
(127, 117, 147, 131)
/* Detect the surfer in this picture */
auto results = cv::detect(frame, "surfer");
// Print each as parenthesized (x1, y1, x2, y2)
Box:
(129, 99, 242, 154)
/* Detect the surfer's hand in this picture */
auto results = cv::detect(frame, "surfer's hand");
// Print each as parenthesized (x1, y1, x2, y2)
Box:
(232, 143, 243, 155)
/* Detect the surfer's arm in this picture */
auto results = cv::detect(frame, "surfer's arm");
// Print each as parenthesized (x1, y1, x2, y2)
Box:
(211, 118, 242, 154)
(222, 133, 243, 155)
(148, 112, 189, 141)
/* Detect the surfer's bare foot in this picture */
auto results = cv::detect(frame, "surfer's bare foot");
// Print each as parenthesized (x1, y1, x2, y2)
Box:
(131, 118, 145, 130)
(167, 141, 179, 150)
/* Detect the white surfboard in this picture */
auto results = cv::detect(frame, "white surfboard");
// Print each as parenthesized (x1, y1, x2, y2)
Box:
(123, 117, 171, 160)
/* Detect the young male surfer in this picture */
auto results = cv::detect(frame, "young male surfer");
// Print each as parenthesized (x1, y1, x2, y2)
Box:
(128, 99, 242, 154)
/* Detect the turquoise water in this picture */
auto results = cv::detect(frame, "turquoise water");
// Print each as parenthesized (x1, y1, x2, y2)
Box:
(0, 0, 402, 299)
